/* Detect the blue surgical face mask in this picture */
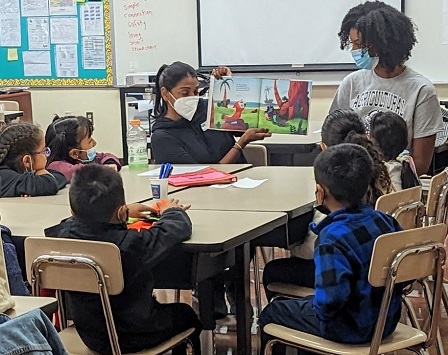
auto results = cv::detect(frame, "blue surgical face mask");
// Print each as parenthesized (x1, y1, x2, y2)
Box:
(351, 49, 379, 70)
(78, 146, 97, 163)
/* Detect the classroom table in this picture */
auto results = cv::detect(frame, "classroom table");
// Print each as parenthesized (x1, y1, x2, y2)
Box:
(252, 120, 323, 166)
(169, 166, 316, 247)
(1, 110, 24, 122)
(2, 201, 286, 355)
(6, 296, 58, 319)
(0, 164, 252, 206)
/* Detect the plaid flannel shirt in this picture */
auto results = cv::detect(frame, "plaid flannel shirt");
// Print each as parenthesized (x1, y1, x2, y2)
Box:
(310, 204, 403, 343)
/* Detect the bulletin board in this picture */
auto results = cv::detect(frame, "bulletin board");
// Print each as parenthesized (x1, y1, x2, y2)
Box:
(0, 0, 113, 86)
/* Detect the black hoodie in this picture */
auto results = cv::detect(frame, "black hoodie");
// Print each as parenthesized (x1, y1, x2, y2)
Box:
(151, 98, 247, 164)
(0, 166, 67, 197)
(44, 208, 192, 354)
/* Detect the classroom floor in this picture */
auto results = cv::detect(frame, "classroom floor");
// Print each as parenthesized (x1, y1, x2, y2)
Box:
(154, 250, 448, 355)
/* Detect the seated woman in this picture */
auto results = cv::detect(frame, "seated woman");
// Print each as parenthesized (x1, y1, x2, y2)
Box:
(150, 62, 271, 164)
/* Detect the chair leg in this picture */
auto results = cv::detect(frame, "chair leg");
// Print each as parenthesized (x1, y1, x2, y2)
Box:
(402, 295, 422, 330)
(185, 339, 193, 355)
(420, 280, 445, 355)
(174, 289, 181, 303)
(264, 339, 275, 355)
(442, 285, 448, 314)
(254, 248, 262, 318)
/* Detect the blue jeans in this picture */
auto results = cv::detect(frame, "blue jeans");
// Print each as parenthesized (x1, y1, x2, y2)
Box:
(0, 309, 67, 355)
(259, 296, 320, 355)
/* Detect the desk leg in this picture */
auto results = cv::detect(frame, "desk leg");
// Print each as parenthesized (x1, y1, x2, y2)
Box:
(236, 242, 251, 355)
(197, 278, 216, 354)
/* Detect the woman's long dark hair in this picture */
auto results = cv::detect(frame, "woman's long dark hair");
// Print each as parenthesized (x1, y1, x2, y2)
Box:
(152, 61, 197, 120)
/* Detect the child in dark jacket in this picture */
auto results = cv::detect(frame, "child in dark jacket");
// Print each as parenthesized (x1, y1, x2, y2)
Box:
(45, 164, 202, 355)
(259, 144, 403, 355)
(0, 123, 66, 197)
(45, 115, 121, 183)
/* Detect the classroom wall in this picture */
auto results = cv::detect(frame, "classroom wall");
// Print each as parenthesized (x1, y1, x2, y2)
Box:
(29, 83, 448, 159)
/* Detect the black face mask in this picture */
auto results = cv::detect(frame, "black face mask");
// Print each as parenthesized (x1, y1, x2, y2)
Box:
(314, 189, 331, 216)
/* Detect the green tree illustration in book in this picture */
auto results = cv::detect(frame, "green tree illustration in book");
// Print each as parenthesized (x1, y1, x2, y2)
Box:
(206, 77, 312, 135)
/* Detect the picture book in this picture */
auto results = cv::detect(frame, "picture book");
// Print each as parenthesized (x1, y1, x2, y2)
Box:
(205, 76, 312, 135)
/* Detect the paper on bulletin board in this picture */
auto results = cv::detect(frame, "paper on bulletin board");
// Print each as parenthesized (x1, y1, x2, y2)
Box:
(50, 16, 78, 44)
(80, 2, 104, 36)
(7, 48, 18, 61)
(50, 0, 77, 16)
(23, 50, 51, 76)
(21, 0, 49, 17)
(27, 17, 50, 50)
(82, 36, 105, 69)
(444, 0, 448, 44)
(55, 44, 78, 77)
(0, 0, 21, 47)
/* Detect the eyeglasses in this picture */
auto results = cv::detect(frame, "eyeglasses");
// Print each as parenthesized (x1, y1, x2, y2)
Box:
(33, 147, 51, 158)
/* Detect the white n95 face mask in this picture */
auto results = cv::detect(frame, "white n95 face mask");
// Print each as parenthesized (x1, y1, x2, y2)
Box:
(169, 92, 199, 121)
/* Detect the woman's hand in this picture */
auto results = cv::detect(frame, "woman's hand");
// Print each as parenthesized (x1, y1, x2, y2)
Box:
(211, 66, 232, 79)
(238, 128, 271, 147)
(127, 203, 158, 219)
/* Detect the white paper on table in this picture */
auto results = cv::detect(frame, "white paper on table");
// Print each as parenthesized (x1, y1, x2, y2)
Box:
(138, 166, 209, 177)
(210, 178, 268, 189)
(312, 129, 321, 134)
(80, 3, 104, 36)
(28, 17, 50, 50)
(55, 44, 78, 77)
(49, 0, 76, 16)
(20, 0, 48, 17)
(50, 16, 78, 44)
(82, 36, 105, 69)
(23, 51, 51, 76)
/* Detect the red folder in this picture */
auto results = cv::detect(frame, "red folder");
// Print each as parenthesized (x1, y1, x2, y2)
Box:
(168, 168, 238, 187)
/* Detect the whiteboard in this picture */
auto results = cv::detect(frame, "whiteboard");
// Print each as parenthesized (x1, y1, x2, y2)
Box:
(112, 0, 198, 85)
(198, 0, 402, 68)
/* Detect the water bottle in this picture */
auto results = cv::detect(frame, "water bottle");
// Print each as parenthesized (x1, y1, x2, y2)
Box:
(127, 119, 148, 169)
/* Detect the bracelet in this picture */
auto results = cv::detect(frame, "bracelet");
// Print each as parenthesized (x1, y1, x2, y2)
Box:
(234, 142, 243, 151)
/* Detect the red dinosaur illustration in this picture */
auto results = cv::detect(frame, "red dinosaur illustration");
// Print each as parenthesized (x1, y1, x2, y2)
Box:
(273, 80, 309, 121)
(221, 100, 248, 131)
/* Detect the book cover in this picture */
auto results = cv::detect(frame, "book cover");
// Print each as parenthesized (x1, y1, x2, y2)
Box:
(206, 76, 312, 135)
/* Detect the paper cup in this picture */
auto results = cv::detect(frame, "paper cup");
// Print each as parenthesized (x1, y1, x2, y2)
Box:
(150, 178, 168, 201)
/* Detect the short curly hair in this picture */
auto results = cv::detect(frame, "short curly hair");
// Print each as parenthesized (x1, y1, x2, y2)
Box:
(338, 1, 417, 72)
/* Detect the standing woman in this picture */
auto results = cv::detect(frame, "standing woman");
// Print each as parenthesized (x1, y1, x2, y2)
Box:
(330, 1, 443, 175)
(150, 62, 271, 164)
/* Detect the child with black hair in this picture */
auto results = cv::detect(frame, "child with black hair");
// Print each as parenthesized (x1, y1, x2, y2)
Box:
(45, 115, 121, 183)
(151, 62, 271, 164)
(370, 111, 420, 190)
(263, 109, 391, 301)
(259, 144, 403, 355)
(0, 123, 66, 197)
(45, 164, 202, 354)
(331, 1, 443, 176)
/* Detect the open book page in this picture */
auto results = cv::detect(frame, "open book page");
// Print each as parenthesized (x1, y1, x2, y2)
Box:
(207, 76, 262, 132)
(257, 79, 312, 135)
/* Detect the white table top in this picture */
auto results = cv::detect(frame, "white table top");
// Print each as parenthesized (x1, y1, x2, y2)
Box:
(170, 166, 316, 218)
(0, 110, 23, 116)
(1, 202, 287, 253)
(252, 120, 322, 146)
(6, 296, 58, 318)
(0, 164, 253, 206)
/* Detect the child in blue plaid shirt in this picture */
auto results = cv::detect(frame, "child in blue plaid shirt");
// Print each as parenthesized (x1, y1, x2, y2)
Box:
(259, 143, 404, 355)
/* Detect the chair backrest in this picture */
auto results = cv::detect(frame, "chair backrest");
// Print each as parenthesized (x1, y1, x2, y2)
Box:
(243, 144, 268, 166)
(368, 224, 447, 355)
(375, 186, 423, 229)
(426, 168, 448, 222)
(0, 100, 20, 111)
(369, 224, 447, 286)
(25, 237, 124, 295)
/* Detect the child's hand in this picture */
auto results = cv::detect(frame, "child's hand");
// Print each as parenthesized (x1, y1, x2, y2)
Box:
(127, 203, 158, 219)
(158, 199, 191, 214)
(211, 66, 232, 79)
(106, 164, 118, 171)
